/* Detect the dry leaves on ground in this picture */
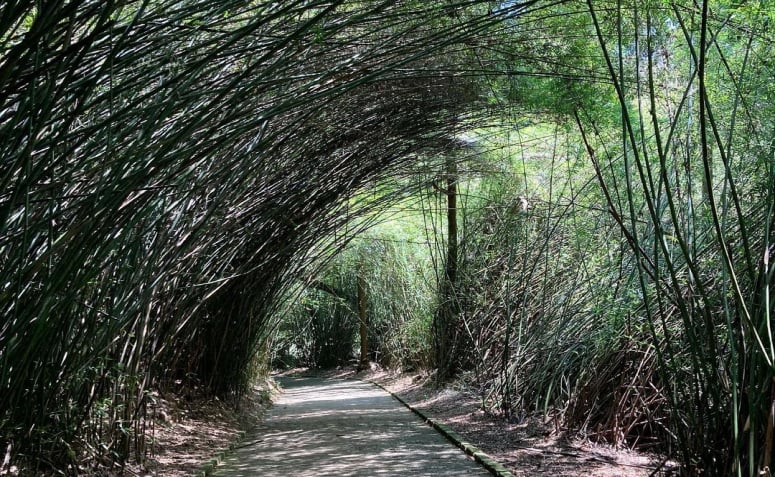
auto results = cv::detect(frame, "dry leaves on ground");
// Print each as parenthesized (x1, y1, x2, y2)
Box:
(129, 366, 677, 477)
(125, 381, 275, 477)
(361, 368, 677, 477)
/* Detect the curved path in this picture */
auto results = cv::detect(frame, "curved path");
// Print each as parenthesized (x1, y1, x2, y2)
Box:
(212, 377, 491, 476)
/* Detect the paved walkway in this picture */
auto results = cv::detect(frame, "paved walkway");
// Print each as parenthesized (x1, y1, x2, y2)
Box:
(212, 377, 491, 476)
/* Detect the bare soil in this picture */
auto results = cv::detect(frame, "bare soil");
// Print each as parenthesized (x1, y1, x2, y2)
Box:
(124, 366, 677, 476)
(357, 367, 677, 477)
(2, 383, 274, 477)
(125, 381, 275, 477)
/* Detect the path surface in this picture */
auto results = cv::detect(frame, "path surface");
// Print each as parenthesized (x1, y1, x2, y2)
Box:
(212, 377, 492, 476)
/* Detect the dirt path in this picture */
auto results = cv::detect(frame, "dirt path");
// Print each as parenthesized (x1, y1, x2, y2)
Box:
(211, 377, 492, 476)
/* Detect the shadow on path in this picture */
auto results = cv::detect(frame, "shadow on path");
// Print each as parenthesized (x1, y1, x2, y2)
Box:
(212, 377, 491, 476)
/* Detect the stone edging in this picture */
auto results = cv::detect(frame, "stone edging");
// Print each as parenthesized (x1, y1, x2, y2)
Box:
(364, 378, 515, 477)
(196, 429, 247, 476)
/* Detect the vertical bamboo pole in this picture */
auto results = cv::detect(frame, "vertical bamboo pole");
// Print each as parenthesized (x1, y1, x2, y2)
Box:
(446, 153, 458, 287)
(358, 274, 369, 369)
(436, 153, 458, 380)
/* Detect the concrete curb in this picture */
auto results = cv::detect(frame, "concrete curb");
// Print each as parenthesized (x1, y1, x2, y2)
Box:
(196, 429, 247, 477)
(365, 378, 515, 477)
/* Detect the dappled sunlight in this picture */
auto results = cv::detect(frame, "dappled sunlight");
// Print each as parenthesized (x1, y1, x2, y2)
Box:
(212, 378, 489, 476)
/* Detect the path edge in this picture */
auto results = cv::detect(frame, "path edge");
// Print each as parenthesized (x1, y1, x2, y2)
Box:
(364, 378, 515, 477)
(195, 428, 248, 477)
(195, 382, 277, 476)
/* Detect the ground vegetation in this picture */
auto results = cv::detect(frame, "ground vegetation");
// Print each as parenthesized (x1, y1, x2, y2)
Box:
(1, 0, 773, 475)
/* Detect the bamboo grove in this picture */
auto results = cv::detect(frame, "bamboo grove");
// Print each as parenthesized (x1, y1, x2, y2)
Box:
(1, 0, 773, 475)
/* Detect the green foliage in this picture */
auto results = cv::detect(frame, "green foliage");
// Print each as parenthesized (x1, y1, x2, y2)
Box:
(448, 122, 669, 450)
(0, 0, 481, 472)
(275, 208, 436, 370)
(273, 273, 360, 368)
(575, 0, 775, 472)
(3, 0, 773, 474)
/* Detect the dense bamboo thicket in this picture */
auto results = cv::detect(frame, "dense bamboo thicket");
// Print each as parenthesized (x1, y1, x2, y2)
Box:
(577, 2, 775, 472)
(291, 2, 774, 475)
(2, 0, 774, 475)
(457, 3, 773, 473)
(0, 1, 504, 472)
